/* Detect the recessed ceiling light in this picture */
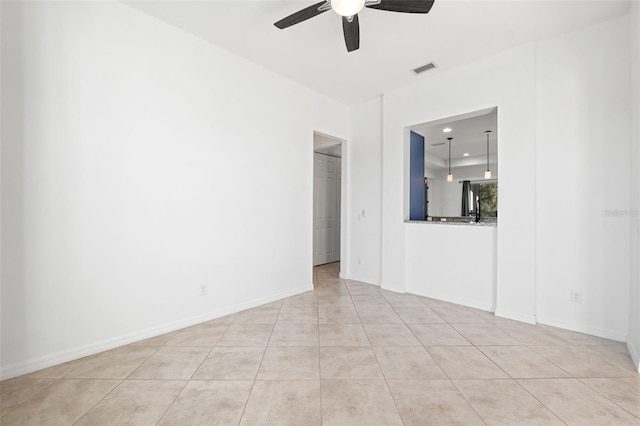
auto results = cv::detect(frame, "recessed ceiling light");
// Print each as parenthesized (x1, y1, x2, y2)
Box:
(463, 153, 469, 157)
(443, 128, 452, 133)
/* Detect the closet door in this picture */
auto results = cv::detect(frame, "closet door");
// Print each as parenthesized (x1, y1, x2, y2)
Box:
(314, 153, 340, 266)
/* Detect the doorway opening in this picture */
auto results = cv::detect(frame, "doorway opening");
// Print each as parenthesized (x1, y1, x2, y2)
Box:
(313, 133, 343, 276)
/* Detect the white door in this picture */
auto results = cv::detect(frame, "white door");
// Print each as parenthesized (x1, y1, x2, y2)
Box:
(314, 153, 341, 266)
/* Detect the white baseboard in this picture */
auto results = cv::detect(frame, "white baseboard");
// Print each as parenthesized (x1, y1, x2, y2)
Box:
(346, 273, 381, 286)
(347, 278, 381, 288)
(380, 281, 405, 293)
(626, 339, 640, 373)
(494, 309, 537, 325)
(536, 316, 627, 342)
(410, 290, 496, 313)
(0, 284, 313, 380)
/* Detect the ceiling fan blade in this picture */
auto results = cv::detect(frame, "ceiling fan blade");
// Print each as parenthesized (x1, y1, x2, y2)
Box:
(274, 1, 329, 29)
(342, 15, 360, 52)
(366, 0, 434, 13)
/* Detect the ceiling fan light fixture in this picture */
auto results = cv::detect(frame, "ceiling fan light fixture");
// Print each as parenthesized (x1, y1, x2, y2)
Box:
(274, 0, 435, 52)
(332, 0, 365, 17)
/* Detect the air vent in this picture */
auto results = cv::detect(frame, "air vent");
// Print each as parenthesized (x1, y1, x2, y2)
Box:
(413, 62, 438, 74)
(430, 142, 445, 147)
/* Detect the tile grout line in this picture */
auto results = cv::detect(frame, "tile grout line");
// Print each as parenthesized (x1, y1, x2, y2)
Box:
(452, 318, 569, 424)
(402, 303, 488, 425)
(237, 315, 276, 424)
(344, 270, 404, 425)
(149, 319, 237, 425)
(389, 290, 489, 424)
(509, 378, 569, 426)
(152, 381, 189, 425)
(576, 377, 640, 421)
(524, 345, 579, 378)
(69, 343, 165, 424)
(8, 262, 639, 425)
(430, 305, 571, 426)
(71, 378, 125, 426)
(397, 294, 549, 425)
(153, 332, 223, 424)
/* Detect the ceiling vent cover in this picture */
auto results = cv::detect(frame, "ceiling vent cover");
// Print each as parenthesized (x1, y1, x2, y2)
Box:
(413, 62, 438, 74)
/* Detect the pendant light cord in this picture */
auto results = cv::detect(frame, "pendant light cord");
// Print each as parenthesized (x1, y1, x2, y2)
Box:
(485, 131, 491, 171)
(447, 137, 452, 175)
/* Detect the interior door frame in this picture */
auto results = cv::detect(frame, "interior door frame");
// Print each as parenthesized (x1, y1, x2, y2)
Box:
(312, 131, 348, 279)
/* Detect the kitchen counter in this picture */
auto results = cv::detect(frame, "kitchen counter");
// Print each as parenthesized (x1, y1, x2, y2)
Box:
(405, 219, 497, 227)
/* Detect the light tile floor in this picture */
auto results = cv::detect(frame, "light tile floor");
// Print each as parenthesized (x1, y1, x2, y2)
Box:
(2, 262, 639, 425)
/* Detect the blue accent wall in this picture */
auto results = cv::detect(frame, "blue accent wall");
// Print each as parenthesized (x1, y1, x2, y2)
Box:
(409, 131, 425, 220)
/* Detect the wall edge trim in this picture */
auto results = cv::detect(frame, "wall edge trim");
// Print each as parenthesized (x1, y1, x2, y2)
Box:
(626, 338, 640, 372)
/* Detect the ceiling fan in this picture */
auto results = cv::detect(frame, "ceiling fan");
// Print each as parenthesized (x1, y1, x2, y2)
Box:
(274, 0, 435, 52)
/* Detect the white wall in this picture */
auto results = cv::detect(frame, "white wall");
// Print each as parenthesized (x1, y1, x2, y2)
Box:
(0, 1, 347, 379)
(346, 98, 382, 284)
(535, 16, 630, 341)
(628, 1, 640, 371)
(377, 14, 632, 339)
(382, 44, 537, 322)
(406, 224, 497, 311)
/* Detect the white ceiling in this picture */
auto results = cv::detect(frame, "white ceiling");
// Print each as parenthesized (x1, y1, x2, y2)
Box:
(124, 0, 629, 105)
(412, 107, 497, 169)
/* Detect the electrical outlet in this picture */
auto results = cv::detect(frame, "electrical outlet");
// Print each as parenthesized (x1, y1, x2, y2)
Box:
(570, 289, 581, 303)
(199, 284, 208, 296)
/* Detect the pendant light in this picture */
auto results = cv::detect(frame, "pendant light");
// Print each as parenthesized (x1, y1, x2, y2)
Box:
(484, 130, 492, 179)
(447, 137, 453, 182)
